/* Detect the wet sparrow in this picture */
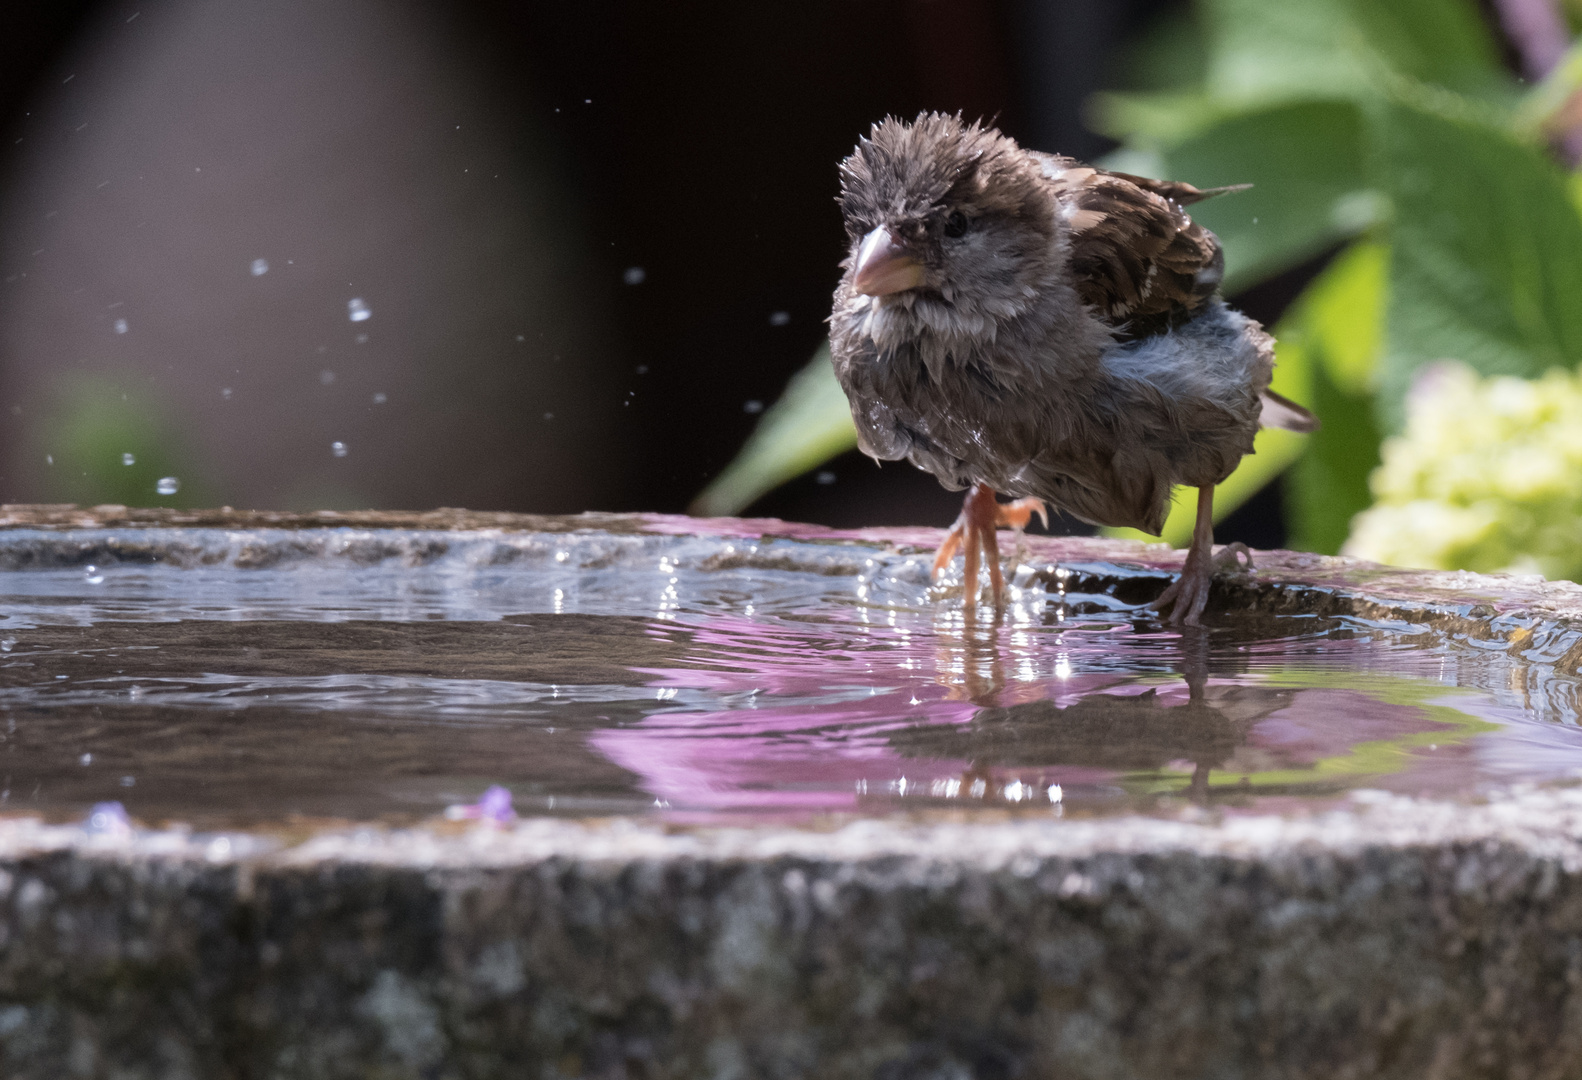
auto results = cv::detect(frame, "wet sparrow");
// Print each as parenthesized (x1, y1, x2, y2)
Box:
(829, 113, 1315, 625)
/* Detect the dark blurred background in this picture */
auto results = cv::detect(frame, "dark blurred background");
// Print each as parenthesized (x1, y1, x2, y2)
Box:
(0, 0, 1345, 542)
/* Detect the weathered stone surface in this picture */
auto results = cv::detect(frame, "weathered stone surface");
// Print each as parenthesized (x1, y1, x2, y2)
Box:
(3, 791, 1582, 1078)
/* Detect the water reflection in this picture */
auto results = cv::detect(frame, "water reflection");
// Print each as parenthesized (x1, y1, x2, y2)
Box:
(891, 630, 1295, 805)
(592, 605, 1516, 816)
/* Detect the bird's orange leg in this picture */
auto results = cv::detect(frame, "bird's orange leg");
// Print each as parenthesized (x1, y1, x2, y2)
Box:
(931, 483, 1048, 606)
(1148, 485, 1251, 626)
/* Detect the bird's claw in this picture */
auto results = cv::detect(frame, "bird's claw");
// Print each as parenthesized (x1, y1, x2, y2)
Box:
(931, 485, 1046, 608)
(1148, 542, 1253, 627)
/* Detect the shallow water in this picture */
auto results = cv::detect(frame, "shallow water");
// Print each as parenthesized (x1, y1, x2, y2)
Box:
(0, 526, 1578, 828)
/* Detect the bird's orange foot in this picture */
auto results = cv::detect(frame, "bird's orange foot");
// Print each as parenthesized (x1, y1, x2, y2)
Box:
(931, 483, 1048, 607)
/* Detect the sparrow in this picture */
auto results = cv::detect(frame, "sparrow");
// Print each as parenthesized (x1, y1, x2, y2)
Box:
(828, 113, 1316, 626)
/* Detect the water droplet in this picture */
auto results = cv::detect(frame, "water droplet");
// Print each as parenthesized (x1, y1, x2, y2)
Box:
(250, 258, 269, 276)
(45, 455, 52, 466)
(623, 267, 646, 285)
(84, 801, 131, 836)
(84, 564, 104, 585)
(743, 400, 764, 414)
(120, 452, 135, 466)
(331, 441, 348, 457)
(1, 638, 16, 653)
(355, 333, 368, 344)
(542, 412, 554, 421)
(156, 476, 179, 495)
(120, 775, 135, 787)
(635, 364, 649, 374)
(815, 471, 837, 485)
(769, 311, 791, 326)
(221, 387, 233, 400)
(372, 392, 387, 404)
(347, 297, 371, 322)
(79, 753, 92, 766)
(113, 318, 128, 334)
(319, 369, 335, 385)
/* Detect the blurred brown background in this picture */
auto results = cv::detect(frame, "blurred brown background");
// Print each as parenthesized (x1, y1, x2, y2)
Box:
(0, 0, 1302, 538)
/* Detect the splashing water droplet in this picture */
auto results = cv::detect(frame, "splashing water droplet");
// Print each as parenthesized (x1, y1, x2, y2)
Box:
(769, 311, 791, 326)
(0, 638, 15, 653)
(84, 564, 104, 585)
(372, 392, 387, 405)
(250, 258, 269, 276)
(347, 298, 371, 322)
(319, 370, 335, 385)
(221, 387, 233, 400)
(113, 318, 128, 334)
(121, 452, 135, 466)
(79, 752, 92, 766)
(84, 801, 131, 836)
(156, 476, 179, 495)
(743, 400, 764, 414)
(331, 441, 348, 457)
(816, 471, 837, 485)
(623, 267, 646, 285)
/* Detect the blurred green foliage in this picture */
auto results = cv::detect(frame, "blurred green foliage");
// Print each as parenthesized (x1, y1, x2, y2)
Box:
(698, 0, 1582, 562)
(34, 376, 210, 509)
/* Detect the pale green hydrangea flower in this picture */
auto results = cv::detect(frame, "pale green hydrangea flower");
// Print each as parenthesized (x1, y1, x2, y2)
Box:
(1344, 363, 1582, 580)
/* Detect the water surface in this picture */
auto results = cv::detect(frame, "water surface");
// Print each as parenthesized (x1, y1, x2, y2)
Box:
(0, 527, 1576, 827)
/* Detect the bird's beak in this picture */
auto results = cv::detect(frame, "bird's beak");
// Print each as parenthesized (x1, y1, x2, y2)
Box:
(852, 227, 924, 296)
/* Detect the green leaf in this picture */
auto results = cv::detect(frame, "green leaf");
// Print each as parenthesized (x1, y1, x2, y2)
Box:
(1377, 106, 1582, 428)
(1087, 91, 1235, 145)
(1257, 239, 1387, 554)
(689, 343, 856, 517)
(1344, 0, 1511, 100)
(1203, 0, 1510, 107)
(1204, 0, 1373, 104)
(1155, 101, 1374, 290)
(1294, 239, 1387, 396)
(1286, 359, 1382, 554)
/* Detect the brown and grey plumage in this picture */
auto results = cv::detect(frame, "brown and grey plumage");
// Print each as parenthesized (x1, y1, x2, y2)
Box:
(828, 113, 1316, 625)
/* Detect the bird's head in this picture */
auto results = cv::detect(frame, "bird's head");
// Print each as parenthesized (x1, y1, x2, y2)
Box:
(837, 113, 1057, 334)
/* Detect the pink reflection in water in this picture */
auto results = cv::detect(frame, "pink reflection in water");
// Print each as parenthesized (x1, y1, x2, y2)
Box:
(593, 602, 1582, 815)
(596, 611, 1159, 811)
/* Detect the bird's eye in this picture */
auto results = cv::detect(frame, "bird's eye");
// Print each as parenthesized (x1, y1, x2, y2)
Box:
(943, 212, 970, 238)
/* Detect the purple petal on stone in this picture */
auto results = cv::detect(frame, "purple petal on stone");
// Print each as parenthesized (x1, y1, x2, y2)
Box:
(445, 785, 516, 823)
(475, 785, 516, 821)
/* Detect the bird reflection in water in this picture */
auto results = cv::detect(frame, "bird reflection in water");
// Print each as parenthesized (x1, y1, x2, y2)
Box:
(903, 621, 1295, 805)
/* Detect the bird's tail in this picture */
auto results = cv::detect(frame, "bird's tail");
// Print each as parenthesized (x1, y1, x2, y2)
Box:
(1258, 388, 1319, 433)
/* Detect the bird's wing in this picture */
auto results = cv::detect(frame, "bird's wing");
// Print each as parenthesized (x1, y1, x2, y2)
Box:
(1034, 155, 1236, 338)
